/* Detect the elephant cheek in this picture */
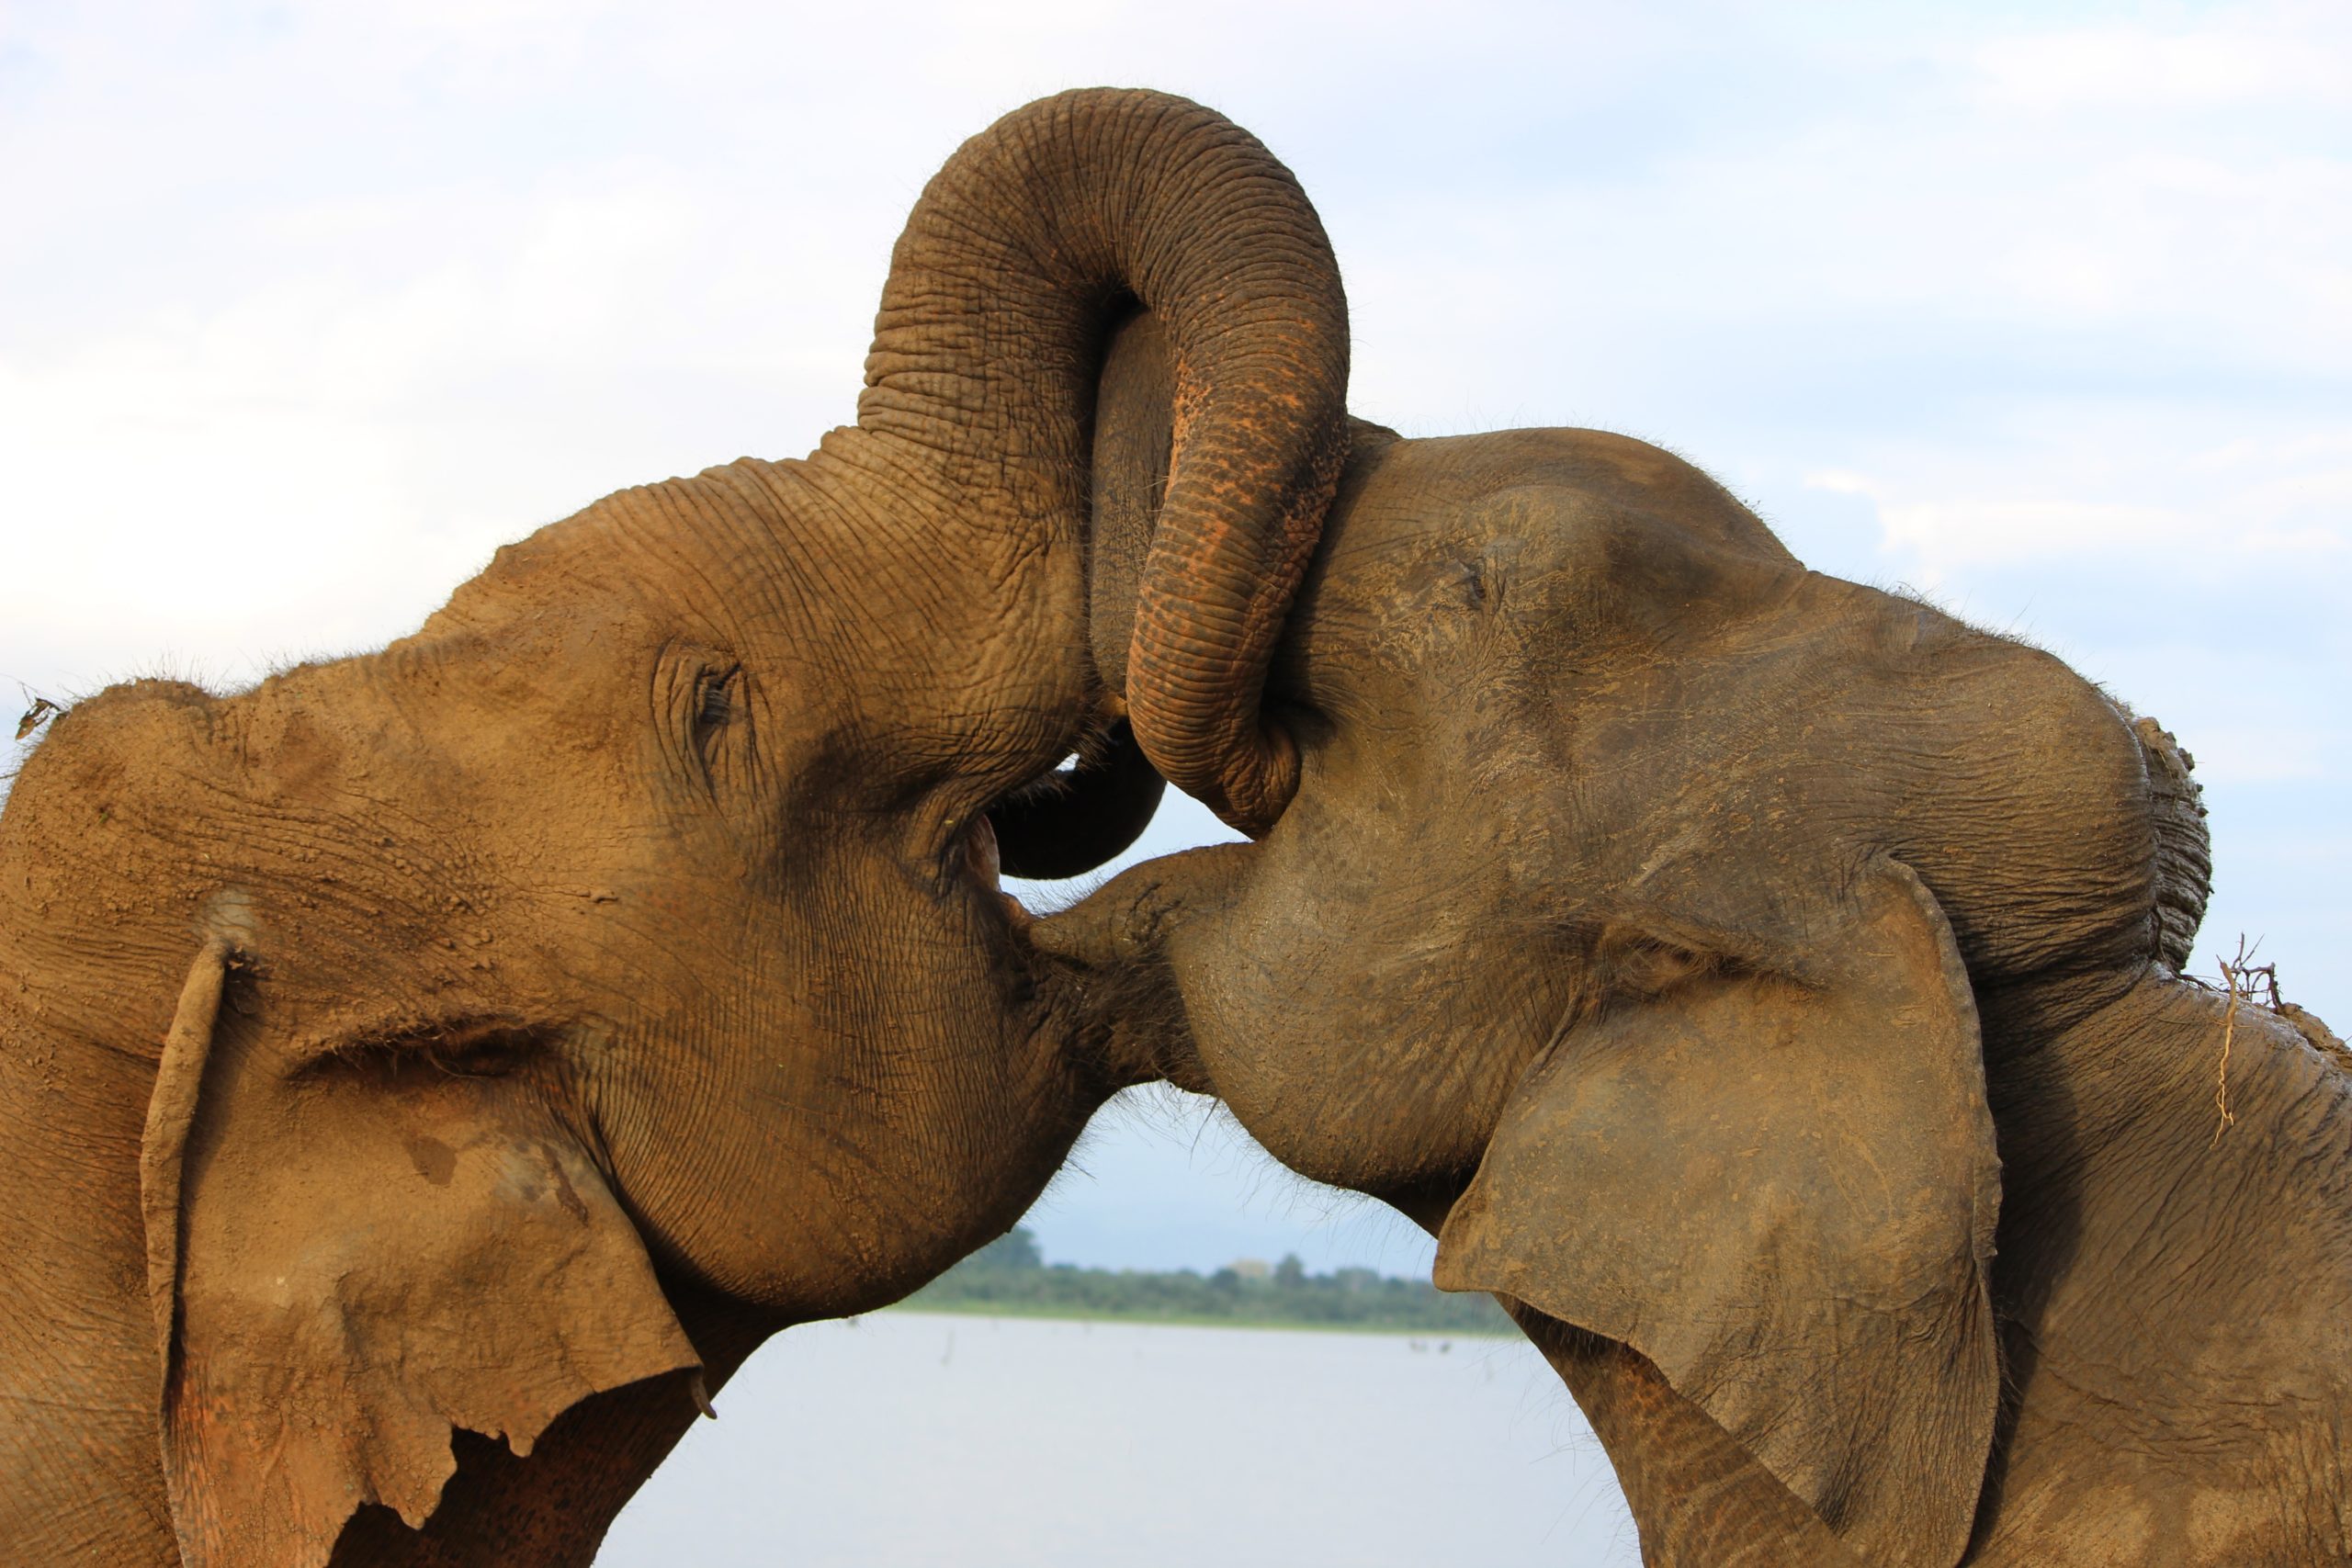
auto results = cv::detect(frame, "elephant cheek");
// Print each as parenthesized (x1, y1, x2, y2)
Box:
(591, 924, 1080, 1317)
(1156, 878, 1544, 1198)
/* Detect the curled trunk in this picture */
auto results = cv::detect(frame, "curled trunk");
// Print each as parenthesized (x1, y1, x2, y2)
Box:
(859, 88, 1351, 839)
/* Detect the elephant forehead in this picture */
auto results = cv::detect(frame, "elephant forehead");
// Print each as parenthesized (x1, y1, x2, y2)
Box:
(426, 495, 639, 624)
(1283, 431, 1803, 718)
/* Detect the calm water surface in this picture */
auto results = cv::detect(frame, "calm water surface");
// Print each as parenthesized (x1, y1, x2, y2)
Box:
(604, 1312, 1640, 1566)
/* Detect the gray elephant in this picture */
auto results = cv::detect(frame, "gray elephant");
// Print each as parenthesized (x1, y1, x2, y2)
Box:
(0, 90, 1346, 1566)
(1045, 317, 2352, 1565)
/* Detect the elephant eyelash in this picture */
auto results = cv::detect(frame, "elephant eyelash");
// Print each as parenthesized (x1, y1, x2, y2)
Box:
(685, 663, 759, 801)
(693, 666, 742, 736)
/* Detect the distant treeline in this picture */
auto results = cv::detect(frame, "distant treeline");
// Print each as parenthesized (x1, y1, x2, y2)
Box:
(899, 1227, 1515, 1335)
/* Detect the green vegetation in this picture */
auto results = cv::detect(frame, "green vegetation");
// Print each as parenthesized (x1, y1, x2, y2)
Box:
(897, 1227, 1515, 1336)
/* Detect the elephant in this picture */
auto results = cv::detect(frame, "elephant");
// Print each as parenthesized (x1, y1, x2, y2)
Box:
(0, 89, 1349, 1566)
(1042, 319, 2352, 1565)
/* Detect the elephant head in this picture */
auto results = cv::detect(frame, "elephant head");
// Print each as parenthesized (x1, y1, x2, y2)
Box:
(0, 88, 1346, 1567)
(1043, 413, 2351, 1564)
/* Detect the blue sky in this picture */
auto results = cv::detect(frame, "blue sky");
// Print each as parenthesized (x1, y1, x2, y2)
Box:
(5, 0, 2346, 1278)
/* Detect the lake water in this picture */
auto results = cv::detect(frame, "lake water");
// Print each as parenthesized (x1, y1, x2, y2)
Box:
(603, 1312, 1641, 1566)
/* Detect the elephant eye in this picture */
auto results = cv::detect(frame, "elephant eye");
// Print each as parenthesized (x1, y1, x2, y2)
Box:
(694, 666, 742, 738)
(661, 650, 755, 801)
(684, 663, 757, 800)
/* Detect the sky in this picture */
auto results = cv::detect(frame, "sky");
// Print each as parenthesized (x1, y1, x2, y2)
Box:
(4, 0, 2346, 1283)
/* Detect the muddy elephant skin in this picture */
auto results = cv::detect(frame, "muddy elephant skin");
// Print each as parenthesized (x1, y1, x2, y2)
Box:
(1047, 414, 2352, 1567)
(0, 90, 1348, 1567)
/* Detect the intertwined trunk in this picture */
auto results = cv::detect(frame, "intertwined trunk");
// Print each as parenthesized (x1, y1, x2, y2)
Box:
(856, 88, 1351, 835)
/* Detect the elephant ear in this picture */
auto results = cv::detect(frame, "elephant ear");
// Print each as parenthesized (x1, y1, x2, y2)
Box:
(1434, 860, 2001, 1568)
(140, 942, 702, 1568)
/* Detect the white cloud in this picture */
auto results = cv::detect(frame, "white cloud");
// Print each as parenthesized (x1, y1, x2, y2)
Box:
(2174, 725, 2325, 785)
(1972, 19, 2346, 110)
(0, 165, 792, 689)
(1800, 403, 2352, 583)
(1836, 487, 2190, 574)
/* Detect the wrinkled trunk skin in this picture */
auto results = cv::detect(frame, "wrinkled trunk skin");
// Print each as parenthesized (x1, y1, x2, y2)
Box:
(862, 91, 1350, 835)
(1045, 423, 2352, 1564)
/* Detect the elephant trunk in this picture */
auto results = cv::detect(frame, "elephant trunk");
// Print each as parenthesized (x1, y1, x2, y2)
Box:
(856, 88, 1351, 837)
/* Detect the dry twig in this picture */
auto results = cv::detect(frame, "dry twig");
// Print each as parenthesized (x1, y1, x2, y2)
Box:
(2210, 935, 2281, 1147)
(15, 696, 59, 741)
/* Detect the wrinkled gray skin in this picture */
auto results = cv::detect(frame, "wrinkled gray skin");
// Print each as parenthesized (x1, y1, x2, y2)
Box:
(1047, 346, 2352, 1567)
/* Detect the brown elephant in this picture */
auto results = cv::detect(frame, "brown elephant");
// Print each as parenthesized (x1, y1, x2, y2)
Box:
(1045, 320, 2352, 1564)
(0, 90, 1346, 1566)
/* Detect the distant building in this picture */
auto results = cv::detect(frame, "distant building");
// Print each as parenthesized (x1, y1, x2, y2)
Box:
(1227, 1258, 1271, 1280)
